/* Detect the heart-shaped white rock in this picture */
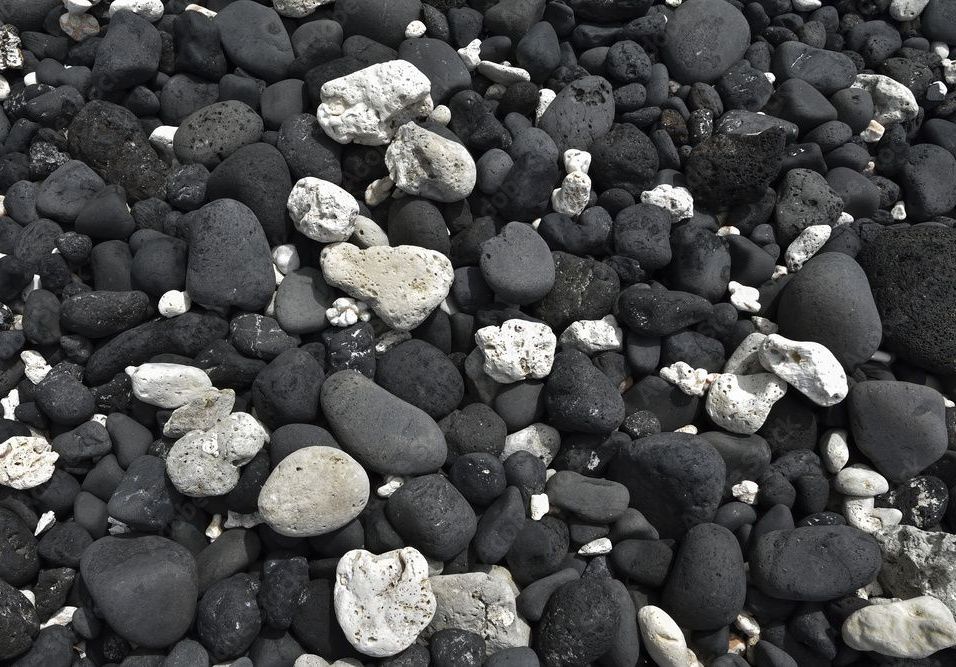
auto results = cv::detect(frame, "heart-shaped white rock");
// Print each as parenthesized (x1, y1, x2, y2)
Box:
(320, 242, 453, 330)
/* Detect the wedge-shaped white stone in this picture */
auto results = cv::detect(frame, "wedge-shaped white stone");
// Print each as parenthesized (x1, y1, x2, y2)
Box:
(334, 548, 436, 657)
(385, 122, 476, 202)
(476, 319, 556, 383)
(705, 373, 787, 434)
(559, 315, 623, 355)
(0, 436, 58, 489)
(758, 334, 848, 406)
(843, 596, 956, 659)
(318, 61, 434, 145)
(501, 423, 561, 465)
(785, 224, 831, 272)
(321, 243, 454, 331)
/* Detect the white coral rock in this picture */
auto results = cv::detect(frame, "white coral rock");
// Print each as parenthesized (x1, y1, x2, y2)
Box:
(757, 334, 848, 406)
(385, 122, 477, 202)
(705, 373, 787, 434)
(659, 361, 713, 397)
(0, 436, 58, 489)
(550, 171, 591, 217)
(640, 184, 694, 221)
(326, 297, 372, 327)
(475, 319, 557, 383)
(317, 61, 434, 145)
(559, 315, 623, 355)
(288, 177, 360, 243)
(852, 74, 920, 125)
(785, 224, 831, 272)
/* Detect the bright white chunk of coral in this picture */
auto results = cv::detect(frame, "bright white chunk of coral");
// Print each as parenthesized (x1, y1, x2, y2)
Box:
(326, 297, 372, 327)
(475, 319, 557, 383)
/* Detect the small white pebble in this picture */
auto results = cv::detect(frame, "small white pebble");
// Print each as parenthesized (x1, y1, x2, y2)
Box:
(107, 517, 130, 535)
(530, 493, 549, 520)
(223, 511, 264, 529)
(1, 389, 18, 421)
(732, 480, 759, 504)
(148, 125, 178, 164)
(932, 42, 950, 59)
(674, 424, 698, 434)
(457, 39, 481, 71)
(375, 330, 412, 355)
(945, 397, 955, 409)
(716, 225, 740, 236)
(271, 244, 300, 274)
(860, 119, 885, 142)
(536, 89, 556, 123)
(870, 350, 895, 364)
(785, 224, 831, 272)
(326, 297, 372, 327)
(563, 149, 591, 175)
(735, 612, 761, 639)
(660, 361, 712, 397)
(205, 513, 223, 540)
(728, 281, 761, 313)
(477, 60, 531, 85)
(376, 475, 405, 498)
(578, 537, 612, 556)
(20, 350, 52, 384)
(764, 71, 776, 83)
(821, 428, 851, 474)
(19, 590, 35, 606)
(838, 211, 855, 225)
(158, 290, 191, 317)
(91, 414, 107, 426)
(429, 104, 451, 126)
(41, 606, 78, 629)
(891, 201, 907, 220)
(364, 175, 395, 207)
(664, 0, 682, 6)
(772, 265, 789, 281)
(404, 20, 426, 38)
(34, 511, 56, 536)
(22, 72, 37, 87)
(944, 59, 956, 86)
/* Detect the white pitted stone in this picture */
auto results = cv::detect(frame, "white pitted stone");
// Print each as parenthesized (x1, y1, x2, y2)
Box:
(430, 104, 452, 126)
(550, 171, 591, 217)
(638, 605, 701, 667)
(272, 244, 300, 274)
(166, 429, 241, 497)
(728, 281, 761, 313)
(0, 25, 23, 70)
(317, 61, 434, 146)
(224, 510, 263, 529)
(214, 411, 269, 465)
(501, 423, 561, 465)
(536, 89, 556, 122)
(108, 0, 164, 21)
(320, 243, 454, 331)
(158, 289, 191, 317)
(20, 350, 52, 384)
(852, 74, 920, 125)
(821, 429, 851, 474)
(0, 389, 17, 421)
(326, 297, 372, 327)
(0, 436, 58, 489)
(364, 175, 395, 207)
(457, 39, 482, 71)
(876, 527, 956, 616)
(351, 215, 390, 248)
(844, 496, 901, 534)
(717, 225, 740, 236)
(274, 0, 331, 18)
(334, 548, 436, 657)
(772, 264, 789, 280)
(288, 177, 360, 242)
(477, 61, 532, 85)
(294, 655, 330, 667)
(891, 201, 907, 220)
(659, 361, 713, 397)
(578, 537, 613, 555)
(935, 43, 951, 59)
(385, 122, 477, 202)
(834, 465, 890, 497)
(889, 0, 930, 20)
(843, 596, 956, 659)
(125, 363, 212, 409)
(162, 388, 235, 438)
(405, 20, 427, 38)
(640, 184, 694, 221)
(785, 224, 831, 272)
(563, 149, 591, 174)
(259, 446, 369, 537)
(426, 570, 531, 652)
(705, 373, 788, 435)
(530, 493, 549, 520)
(732, 480, 759, 504)
(758, 334, 848, 406)
(559, 315, 623, 355)
(475, 319, 557, 383)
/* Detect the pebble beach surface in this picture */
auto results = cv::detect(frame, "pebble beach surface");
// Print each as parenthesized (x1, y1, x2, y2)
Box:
(1, 0, 956, 665)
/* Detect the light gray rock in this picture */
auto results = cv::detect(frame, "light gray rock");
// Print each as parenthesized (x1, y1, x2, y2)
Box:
(385, 122, 476, 202)
(876, 525, 956, 616)
(259, 446, 369, 537)
(843, 596, 956, 659)
(705, 373, 788, 434)
(162, 388, 236, 438)
(334, 547, 436, 657)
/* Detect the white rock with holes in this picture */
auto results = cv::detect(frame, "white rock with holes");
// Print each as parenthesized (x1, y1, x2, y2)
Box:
(564, 149, 591, 174)
(334, 547, 436, 657)
(640, 184, 694, 220)
(834, 465, 890, 497)
(536, 89, 556, 122)
(162, 388, 235, 438)
(852, 74, 919, 125)
(844, 496, 901, 534)
(0, 436, 58, 489)
(288, 177, 360, 242)
(20, 350, 52, 384)
(321, 243, 454, 330)
(551, 171, 591, 216)
(843, 596, 956, 659)
(660, 361, 713, 397)
(638, 606, 701, 667)
(351, 215, 390, 248)
(732, 480, 759, 504)
(318, 61, 434, 145)
(166, 429, 241, 497)
(785, 224, 831, 272)
(108, 0, 164, 20)
(705, 373, 787, 434)
(558, 315, 623, 355)
(385, 122, 476, 202)
(214, 411, 269, 465)
(889, 0, 930, 21)
(758, 334, 848, 406)
(475, 319, 557, 383)
(501, 423, 561, 465)
(158, 289, 191, 317)
(728, 281, 761, 313)
(125, 363, 212, 409)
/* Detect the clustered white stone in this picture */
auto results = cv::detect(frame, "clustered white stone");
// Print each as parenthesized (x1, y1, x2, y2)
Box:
(551, 149, 593, 217)
(326, 297, 373, 327)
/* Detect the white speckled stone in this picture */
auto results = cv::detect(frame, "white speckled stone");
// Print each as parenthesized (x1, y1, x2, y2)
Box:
(475, 319, 556, 383)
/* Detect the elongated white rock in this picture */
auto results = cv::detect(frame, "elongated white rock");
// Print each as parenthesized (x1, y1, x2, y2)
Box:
(475, 319, 556, 383)
(705, 373, 787, 434)
(334, 548, 436, 657)
(125, 363, 212, 409)
(385, 122, 476, 202)
(833, 465, 890, 497)
(785, 224, 831, 272)
(318, 61, 434, 145)
(758, 334, 848, 406)
(843, 596, 956, 659)
(638, 605, 700, 667)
